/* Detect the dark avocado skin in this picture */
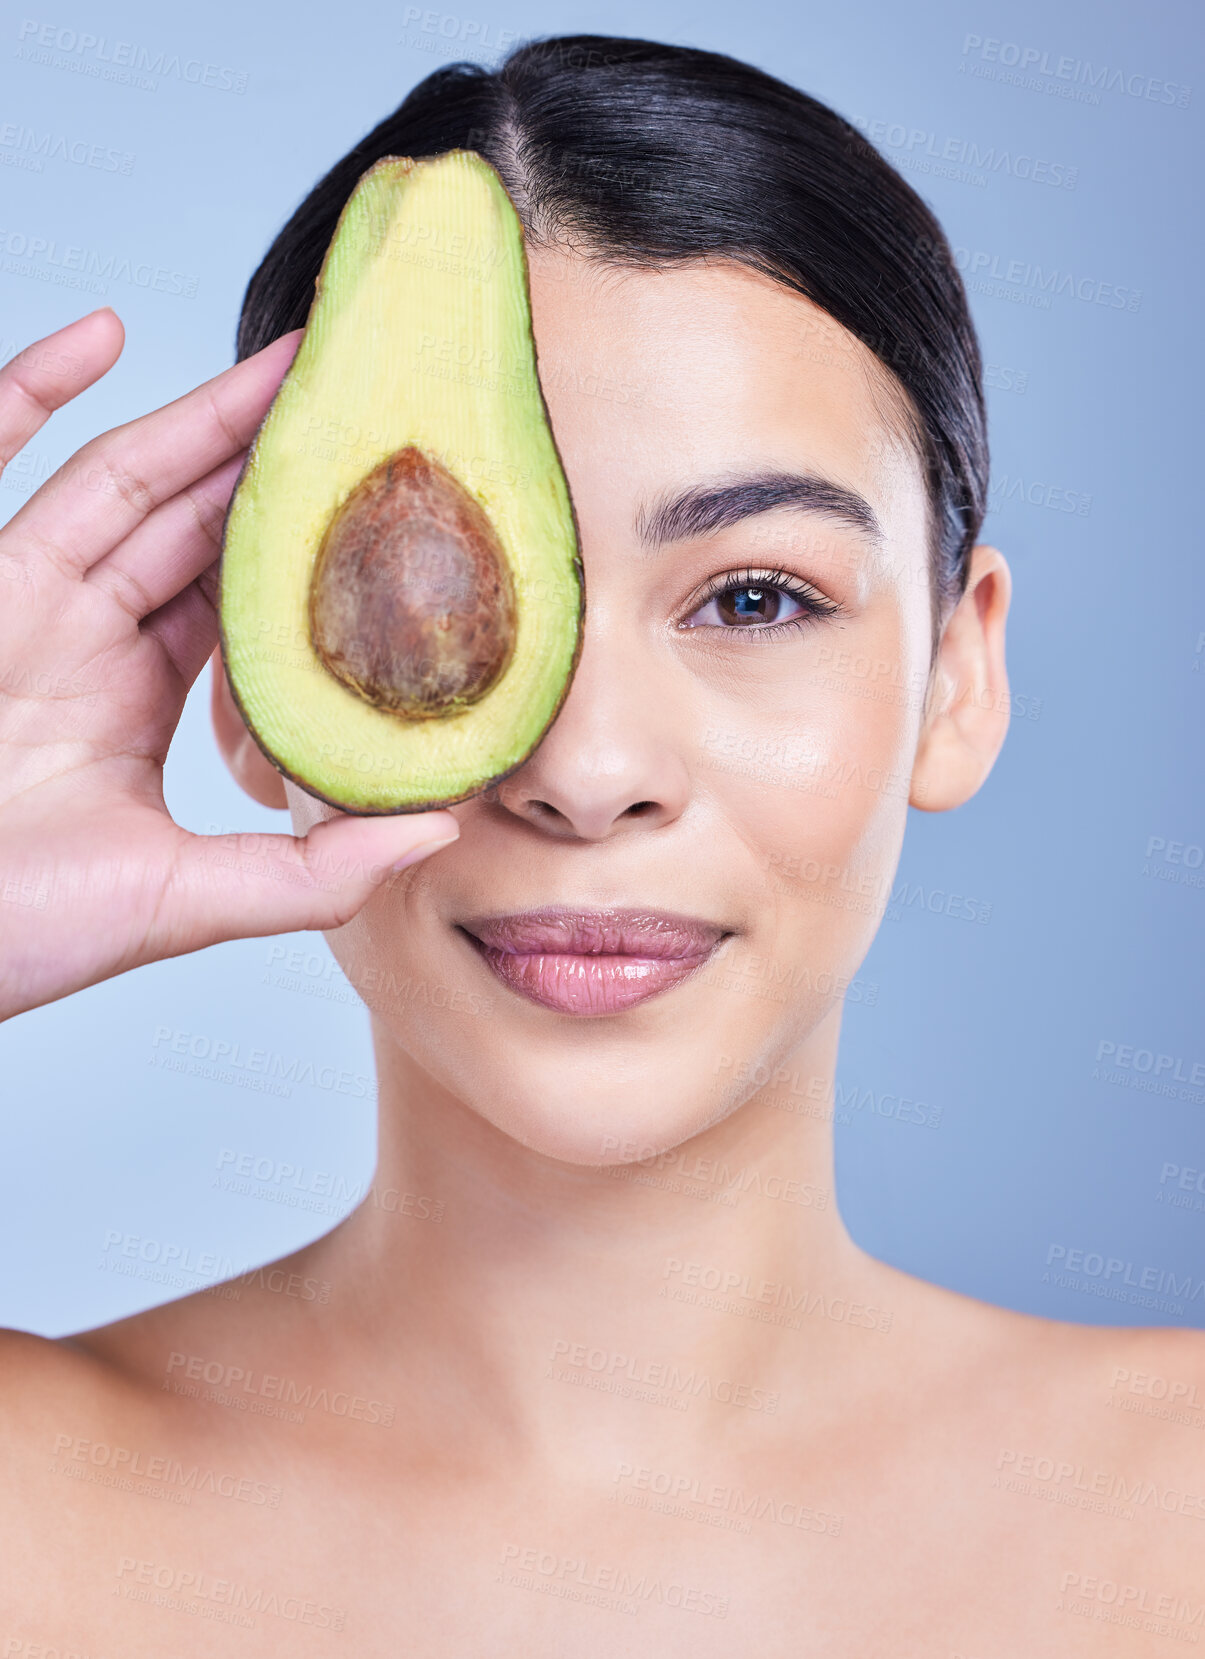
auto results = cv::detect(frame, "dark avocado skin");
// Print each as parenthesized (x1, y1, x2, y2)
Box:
(216, 152, 585, 818)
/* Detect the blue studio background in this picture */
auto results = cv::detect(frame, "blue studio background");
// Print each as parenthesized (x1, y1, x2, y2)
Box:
(0, 0, 1201, 1334)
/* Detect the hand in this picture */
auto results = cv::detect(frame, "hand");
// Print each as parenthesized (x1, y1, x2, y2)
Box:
(0, 309, 460, 1023)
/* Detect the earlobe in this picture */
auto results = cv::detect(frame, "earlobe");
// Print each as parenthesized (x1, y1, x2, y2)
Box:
(209, 649, 289, 809)
(909, 544, 1012, 813)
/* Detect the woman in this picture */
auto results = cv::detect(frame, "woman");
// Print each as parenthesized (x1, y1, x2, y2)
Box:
(2, 33, 1200, 1653)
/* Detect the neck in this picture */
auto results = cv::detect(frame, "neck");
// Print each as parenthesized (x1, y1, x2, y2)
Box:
(285, 1004, 908, 1477)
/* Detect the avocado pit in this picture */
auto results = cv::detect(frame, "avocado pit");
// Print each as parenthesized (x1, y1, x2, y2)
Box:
(307, 445, 517, 718)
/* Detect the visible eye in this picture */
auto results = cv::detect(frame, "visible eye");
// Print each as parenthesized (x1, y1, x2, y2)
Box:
(680, 566, 844, 638)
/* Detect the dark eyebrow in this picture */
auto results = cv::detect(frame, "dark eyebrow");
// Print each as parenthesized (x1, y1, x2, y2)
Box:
(635, 471, 883, 550)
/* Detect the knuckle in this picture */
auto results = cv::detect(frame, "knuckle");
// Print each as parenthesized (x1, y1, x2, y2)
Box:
(83, 435, 160, 516)
(106, 465, 159, 516)
(0, 361, 54, 421)
(204, 385, 245, 455)
(194, 563, 220, 610)
(183, 480, 226, 550)
(96, 559, 156, 619)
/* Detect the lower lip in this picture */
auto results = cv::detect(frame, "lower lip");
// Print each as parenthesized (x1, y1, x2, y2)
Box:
(466, 941, 717, 1016)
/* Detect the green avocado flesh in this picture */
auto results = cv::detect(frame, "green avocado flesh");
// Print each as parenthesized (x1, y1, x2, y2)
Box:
(219, 150, 584, 814)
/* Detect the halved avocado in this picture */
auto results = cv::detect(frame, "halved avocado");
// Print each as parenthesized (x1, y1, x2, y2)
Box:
(219, 150, 584, 814)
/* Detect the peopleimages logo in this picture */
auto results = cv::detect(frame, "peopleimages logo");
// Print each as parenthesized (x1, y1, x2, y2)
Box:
(1043, 1244, 1205, 1315)
(988, 473, 1092, 516)
(0, 227, 197, 298)
(115, 1557, 346, 1630)
(547, 1338, 780, 1414)
(959, 33, 1191, 108)
(49, 1432, 282, 1507)
(853, 115, 1079, 190)
(150, 1025, 374, 1099)
(165, 1351, 396, 1426)
(1142, 835, 1205, 891)
(0, 122, 135, 173)
(14, 19, 249, 93)
(946, 243, 1140, 312)
(612, 1462, 844, 1535)
(397, 6, 518, 54)
(1093, 1039, 1205, 1105)
(497, 1543, 728, 1618)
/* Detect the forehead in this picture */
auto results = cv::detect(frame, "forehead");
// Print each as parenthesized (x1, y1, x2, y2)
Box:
(524, 250, 929, 553)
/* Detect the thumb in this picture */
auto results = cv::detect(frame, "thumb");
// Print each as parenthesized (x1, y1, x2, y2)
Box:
(166, 810, 460, 950)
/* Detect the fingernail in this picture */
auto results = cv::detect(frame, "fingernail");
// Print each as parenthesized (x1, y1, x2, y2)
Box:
(390, 833, 459, 873)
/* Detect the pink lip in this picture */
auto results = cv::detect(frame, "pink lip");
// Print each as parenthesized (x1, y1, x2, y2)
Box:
(457, 907, 729, 1016)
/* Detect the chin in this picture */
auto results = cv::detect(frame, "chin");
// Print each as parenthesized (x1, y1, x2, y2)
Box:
(377, 985, 740, 1165)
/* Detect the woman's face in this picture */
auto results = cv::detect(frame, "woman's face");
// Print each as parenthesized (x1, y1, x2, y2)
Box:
(283, 254, 936, 1163)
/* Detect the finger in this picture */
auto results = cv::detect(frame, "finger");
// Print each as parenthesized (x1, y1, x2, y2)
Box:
(0, 308, 124, 473)
(6, 329, 301, 579)
(86, 448, 244, 619)
(141, 563, 221, 692)
(159, 813, 463, 954)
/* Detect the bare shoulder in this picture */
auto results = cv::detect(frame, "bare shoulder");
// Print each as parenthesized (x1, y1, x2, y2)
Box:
(0, 1320, 178, 1484)
(887, 1272, 1205, 1536)
(898, 1263, 1205, 1433)
(1083, 1321, 1205, 1423)
(1069, 1320, 1205, 1498)
(970, 1308, 1205, 1582)
(0, 1325, 146, 1571)
(0, 1323, 131, 1432)
(0, 1270, 292, 1510)
(0, 1235, 342, 1454)
(1026, 1316, 1205, 1451)
(0, 1291, 329, 1650)
(935, 1288, 1205, 1461)
(0, 1297, 297, 1631)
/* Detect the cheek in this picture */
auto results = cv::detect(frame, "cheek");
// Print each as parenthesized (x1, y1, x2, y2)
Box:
(708, 614, 920, 960)
(281, 781, 441, 1004)
(284, 780, 328, 837)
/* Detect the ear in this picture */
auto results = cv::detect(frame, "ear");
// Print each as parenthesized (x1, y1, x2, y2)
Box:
(209, 648, 289, 809)
(910, 544, 1012, 812)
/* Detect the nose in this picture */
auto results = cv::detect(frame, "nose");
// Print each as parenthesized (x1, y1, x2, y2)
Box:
(485, 614, 691, 841)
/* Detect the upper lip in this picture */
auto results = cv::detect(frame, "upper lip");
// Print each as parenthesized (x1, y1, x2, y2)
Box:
(458, 906, 729, 959)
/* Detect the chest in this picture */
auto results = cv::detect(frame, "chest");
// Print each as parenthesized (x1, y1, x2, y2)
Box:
(12, 1446, 1185, 1658)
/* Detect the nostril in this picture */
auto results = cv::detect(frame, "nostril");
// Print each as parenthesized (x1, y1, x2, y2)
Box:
(626, 801, 656, 816)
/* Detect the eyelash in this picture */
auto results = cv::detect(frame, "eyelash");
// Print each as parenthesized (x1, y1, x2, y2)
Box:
(680, 566, 845, 640)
